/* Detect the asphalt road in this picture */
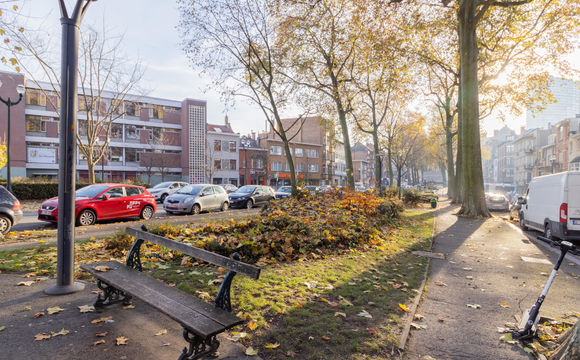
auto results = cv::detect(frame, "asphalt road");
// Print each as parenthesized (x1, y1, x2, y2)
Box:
(3, 207, 261, 251)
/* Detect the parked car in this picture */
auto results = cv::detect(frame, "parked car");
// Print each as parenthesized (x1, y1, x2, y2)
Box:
(220, 184, 239, 194)
(0, 185, 22, 234)
(38, 184, 156, 226)
(519, 171, 580, 240)
(485, 192, 510, 211)
(304, 185, 321, 194)
(146, 181, 189, 203)
(164, 184, 229, 215)
(509, 197, 524, 220)
(228, 185, 275, 209)
(276, 186, 292, 199)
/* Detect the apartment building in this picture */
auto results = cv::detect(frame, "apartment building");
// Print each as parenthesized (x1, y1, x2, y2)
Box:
(513, 128, 551, 191)
(239, 133, 267, 186)
(259, 117, 325, 187)
(206, 119, 240, 185)
(0, 71, 207, 185)
(351, 142, 374, 186)
(554, 117, 580, 172)
(535, 134, 557, 176)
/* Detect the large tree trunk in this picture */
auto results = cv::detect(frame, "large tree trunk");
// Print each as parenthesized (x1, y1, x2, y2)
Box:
(282, 140, 298, 194)
(457, 0, 489, 217)
(445, 108, 456, 200)
(397, 168, 403, 199)
(372, 132, 382, 194)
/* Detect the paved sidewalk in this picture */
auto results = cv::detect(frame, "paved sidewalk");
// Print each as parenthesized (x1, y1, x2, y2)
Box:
(0, 275, 255, 359)
(405, 202, 580, 359)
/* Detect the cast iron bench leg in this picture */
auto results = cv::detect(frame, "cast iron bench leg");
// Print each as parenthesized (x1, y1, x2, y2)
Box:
(94, 280, 132, 308)
(178, 328, 220, 360)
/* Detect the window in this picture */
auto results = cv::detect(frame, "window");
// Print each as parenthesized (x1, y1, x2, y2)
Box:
(271, 162, 282, 171)
(110, 99, 123, 115)
(150, 105, 164, 119)
(125, 102, 138, 116)
(571, 163, 580, 171)
(242, 159, 246, 168)
(78, 97, 90, 112)
(215, 186, 225, 194)
(26, 115, 46, 133)
(149, 127, 162, 142)
(270, 145, 282, 155)
(306, 149, 318, 158)
(296, 163, 303, 172)
(110, 147, 123, 162)
(125, 149, 138, 163)
(230, 159, 237, 170)
(214, 159, 222, 170)
(221, 141, 230, 152)
(111, 123, 123, 139)
(201, 186, 214, 196)
(295, 148, 303, 157)
(285, 163, 290, 171)
(126, 125, 139, 140)
(308, 164, 319, 173)
(104, 187, 124, 198)
(25, 88, 46, 106)
(256, 159, 263, 169)
(214, 140, 221, 151)
(125, 187, 142, 196)
(229, 141, 237, 152)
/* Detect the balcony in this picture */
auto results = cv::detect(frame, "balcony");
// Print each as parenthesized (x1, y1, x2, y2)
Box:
(524, 147, 535, 154)
(524, 164, 534, 169)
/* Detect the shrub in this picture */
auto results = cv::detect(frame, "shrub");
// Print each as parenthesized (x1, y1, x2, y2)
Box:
(103, 231, 135, 256)
(403, 188, 422, 206)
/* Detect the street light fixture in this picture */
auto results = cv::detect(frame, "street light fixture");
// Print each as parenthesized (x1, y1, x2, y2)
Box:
(0, 80, 25, 193)
(45, 0, 97, 296)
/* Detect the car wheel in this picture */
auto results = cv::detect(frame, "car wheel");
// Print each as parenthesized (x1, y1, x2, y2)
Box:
(191, 204, 201, 215)
(544, 223, 553, 240)
(77, 209, 96, 226)
(159, 193, 168, 203)
(221, 202, 229, 212)
(245, 199, 253, 209)
(519, 214, 527, 231)
(140, 205, 154, 220)
(0, 215, 12, 234)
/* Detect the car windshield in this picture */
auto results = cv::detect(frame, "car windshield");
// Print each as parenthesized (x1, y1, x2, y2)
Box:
(488, 194, 505, 201)
(177, 185, 204, 195)
(236, 186, 256, 194)
(76, 184, 110, 198)
(278, 186, 291, 192)
(153, 182, 173, 189)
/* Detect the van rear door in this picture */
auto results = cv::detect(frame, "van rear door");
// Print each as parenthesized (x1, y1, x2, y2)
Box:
(567, 173, 580, 231)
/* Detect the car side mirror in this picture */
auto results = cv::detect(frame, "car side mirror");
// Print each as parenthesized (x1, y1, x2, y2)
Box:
(102, 194, 111, 201)
(517, 197, 526, 205)
(199, 193, 205, 197)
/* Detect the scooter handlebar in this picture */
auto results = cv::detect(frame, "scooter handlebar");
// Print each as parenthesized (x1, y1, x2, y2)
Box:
(537, 236, 578, 253)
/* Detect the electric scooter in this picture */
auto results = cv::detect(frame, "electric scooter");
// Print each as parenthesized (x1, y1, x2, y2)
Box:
(512, 236, 577, 340)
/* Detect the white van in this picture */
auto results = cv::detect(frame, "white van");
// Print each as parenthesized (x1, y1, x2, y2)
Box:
(519, 171, 580, 240)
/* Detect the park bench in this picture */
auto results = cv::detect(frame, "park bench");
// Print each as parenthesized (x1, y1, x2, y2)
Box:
(81, 225, 261, 360)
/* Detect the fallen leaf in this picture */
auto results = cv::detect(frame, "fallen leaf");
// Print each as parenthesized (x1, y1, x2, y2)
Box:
(414, 314, 425, 321)
(366, 328, 377, 335)
(499, 333, 517, 344)
(398, 303, 409, 312)
(245, 346, 258, 356)
(195, 291, 211, 300)
(18, 281, 35, 286)
(500, 302, 510, 308)
(123, 305, 135, 310)
(47, 306, 64, 315)
(91, 316, 112, 324)
(295, 302, 303, 308)
(33, 312, 44, 318)
(357, 309, 373, 319)
(465, 276, 474, 280)
(22, 306, 31, 311)
(438, 318, 446, 322)
(51, 328, 70, 337)
(327, 301, 339, 308)
(116, 336, 128, 345)
(93, 339, 106, 346)
(434, 281, 447, 287)
(78, 305, 95, 313)
(410, 323, 427, 330)
(96, 332, 107, 337)
(0, 326, 5, 331)
(286, 350, 296, 358)
(463, 267, 473, 271)
(334, 312, 347, 318)
(321, 335, 330, 341)
(94, 265, 113, 272)
(34, 333, 51, 341)
(248, 320, 258, 331)
(466, 304, 481, 309)
(155, 329, 167, 336)
(265, 342, 280, 349)
(231, 332, 247, 342)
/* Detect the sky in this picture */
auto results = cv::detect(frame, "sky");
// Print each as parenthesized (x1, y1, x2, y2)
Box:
(1, 0, 578, 138)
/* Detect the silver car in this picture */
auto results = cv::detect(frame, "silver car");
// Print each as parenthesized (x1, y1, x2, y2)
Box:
(163, 184, 230, 215)
(147, 181, 189, 203)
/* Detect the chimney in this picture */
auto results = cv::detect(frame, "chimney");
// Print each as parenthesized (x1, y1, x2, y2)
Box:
(224, 114, 231, 128)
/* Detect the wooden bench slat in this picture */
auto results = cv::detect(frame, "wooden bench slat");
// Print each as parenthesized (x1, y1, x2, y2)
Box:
(126, 227, 261, 279)
(81, 261, 244, 337)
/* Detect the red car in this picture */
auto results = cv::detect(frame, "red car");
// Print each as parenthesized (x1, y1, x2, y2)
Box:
(38, 184, 157, 226)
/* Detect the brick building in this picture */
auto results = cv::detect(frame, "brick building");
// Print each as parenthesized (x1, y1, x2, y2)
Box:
(239, 134, 267, 186)
(206, 118, 240, 185)
(0, 70, 207, 185)
(351, 142, 374, 186)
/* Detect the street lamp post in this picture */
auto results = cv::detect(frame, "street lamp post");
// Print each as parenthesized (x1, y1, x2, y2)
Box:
(45, 0, 97, 296)
(0, 80, 25, 193)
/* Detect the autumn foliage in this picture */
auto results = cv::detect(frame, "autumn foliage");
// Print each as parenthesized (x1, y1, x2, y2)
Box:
(142, 191, 403, 263)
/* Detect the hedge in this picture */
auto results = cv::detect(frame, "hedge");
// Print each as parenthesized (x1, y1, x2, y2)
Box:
(7, 183, 96, 200)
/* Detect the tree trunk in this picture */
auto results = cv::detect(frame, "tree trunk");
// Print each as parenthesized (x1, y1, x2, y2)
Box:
(454, 83, 464, 204)
(87, 161, 95, 184)
(387, 147, 394, 188)
(282, 140, 298, 195)
(439, 161, 447, 185)
(372, 132, 382, 194)
(457, 0, 489, 217)
(397, 167, 403, 199)
(338, 108, 355, 190)
(445, 108, 456, 200)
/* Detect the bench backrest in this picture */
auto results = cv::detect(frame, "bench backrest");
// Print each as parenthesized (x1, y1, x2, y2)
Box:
(126, 227, 261, 279)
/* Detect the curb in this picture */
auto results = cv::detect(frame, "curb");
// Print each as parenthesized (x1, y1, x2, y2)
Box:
(398, 206, 439, 351)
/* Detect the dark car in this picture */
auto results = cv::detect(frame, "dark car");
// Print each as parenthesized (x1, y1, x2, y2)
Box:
(39, 184, 156, 226)
(228, 185, 275, 209)
(275, 186, 292, 199)
(304, 185, 321, 194)
(0, 185, 23, 234)
(485, 192, 510, 211)
(220, 184, 239, 194)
